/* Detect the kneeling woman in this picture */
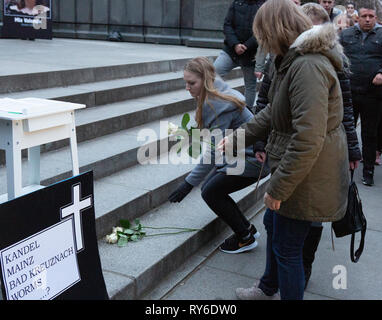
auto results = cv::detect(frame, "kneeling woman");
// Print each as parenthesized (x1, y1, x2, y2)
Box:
(169, 57, 269, 254)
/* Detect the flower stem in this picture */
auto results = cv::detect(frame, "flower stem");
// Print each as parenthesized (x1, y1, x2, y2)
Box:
(144, 230, 198, 237)
(142, 225, 201, 231)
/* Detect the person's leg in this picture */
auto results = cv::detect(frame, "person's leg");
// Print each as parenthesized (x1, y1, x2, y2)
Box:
(241, 66, 257, 108)
(376, 113, 382, 165)
(357, 95, 382, 184)
(201, 172, 257, 238)
(213, 51, 237, 78)
(272, 213, 312, 300)
(258, 209, 280, 296)
(302, 222, 323, 289)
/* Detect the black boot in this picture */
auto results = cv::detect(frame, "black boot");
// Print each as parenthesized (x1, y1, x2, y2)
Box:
(303, 226, 323, 289)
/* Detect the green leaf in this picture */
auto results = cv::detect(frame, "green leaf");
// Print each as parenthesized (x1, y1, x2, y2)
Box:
(117, 232, 128, 238)
(117, 237, 128, 247)
(134, 219, 140, 225)
(124, 229, 135, 235)
(119, 219, 130, 229)
(131, 235, 139, 242)
(181, 113, 190, 130)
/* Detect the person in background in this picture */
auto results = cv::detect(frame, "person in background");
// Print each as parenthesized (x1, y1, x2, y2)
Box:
(219, 0, 350, 300)
(334, 12, 355, 33)
(340, 4, 382, 186)
(318, 0, 342, 21)
(169, 57, 269, 254)
(214, 0, 266, 109)
(346, 2, 358, 22)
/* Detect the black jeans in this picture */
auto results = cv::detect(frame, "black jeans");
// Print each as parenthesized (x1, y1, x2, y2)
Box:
(201, 171, 258, 238)
(352, 93, 382, 172)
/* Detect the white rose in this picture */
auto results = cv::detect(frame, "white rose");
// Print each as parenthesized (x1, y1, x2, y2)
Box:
(106, 233, 118, 244)
(112, 227, 124, 234)
(168, 122, 179, 135)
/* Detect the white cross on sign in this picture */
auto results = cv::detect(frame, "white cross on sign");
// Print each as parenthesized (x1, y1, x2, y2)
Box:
(60, 183, 92, 252)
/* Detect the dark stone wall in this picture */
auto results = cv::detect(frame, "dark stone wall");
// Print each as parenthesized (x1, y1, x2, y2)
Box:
(0, 0, 233, 48)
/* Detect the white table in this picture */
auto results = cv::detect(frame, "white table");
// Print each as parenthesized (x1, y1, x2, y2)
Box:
(0, 98, 85, 203)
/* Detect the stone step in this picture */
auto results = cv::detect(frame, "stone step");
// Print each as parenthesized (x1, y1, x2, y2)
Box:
(98, 171, 269, 300)
(0, 77, 244, 165)
(0, 57, 206, 94)
(0, 111, 189, 195)
(0, 68, 242, 108)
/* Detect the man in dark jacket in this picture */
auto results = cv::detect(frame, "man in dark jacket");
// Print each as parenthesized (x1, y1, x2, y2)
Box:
(318, 0, 341, 21)
(214, 0, 266, 108)
(340, 4, 382, 186)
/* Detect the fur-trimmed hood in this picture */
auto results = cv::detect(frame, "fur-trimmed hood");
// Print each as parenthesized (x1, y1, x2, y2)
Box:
(290, 23, 343, 71)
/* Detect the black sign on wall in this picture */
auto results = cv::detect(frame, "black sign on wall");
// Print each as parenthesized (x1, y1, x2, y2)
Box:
(2, 0, 52, 39)
(0, 171, 108, 300)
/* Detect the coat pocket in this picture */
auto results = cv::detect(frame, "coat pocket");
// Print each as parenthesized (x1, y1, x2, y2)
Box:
(265, 130, 291, 160)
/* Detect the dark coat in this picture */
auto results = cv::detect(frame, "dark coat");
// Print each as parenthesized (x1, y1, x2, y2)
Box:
(340, 25, 382, 97)
(222, 0, 266, 67)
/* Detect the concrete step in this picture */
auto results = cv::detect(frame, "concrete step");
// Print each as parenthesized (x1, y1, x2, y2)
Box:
(0, 76, 244, 165)
(0, 68, 242, 108)
(0, 79, 243, 168)
(0, 111, 190, 194)
(0, 57, 206, 94)
(98, 171, 269, 300)
(0, 78, 244, 184)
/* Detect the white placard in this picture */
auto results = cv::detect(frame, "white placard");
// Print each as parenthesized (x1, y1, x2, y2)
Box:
(0, 218, 80, 300)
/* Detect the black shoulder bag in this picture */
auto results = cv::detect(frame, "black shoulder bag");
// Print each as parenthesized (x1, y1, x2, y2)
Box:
(331, 170, 367, 263)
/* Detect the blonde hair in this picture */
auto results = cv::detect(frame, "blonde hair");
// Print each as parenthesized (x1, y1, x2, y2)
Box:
(253, 0, 313, 56)
(184, 57, 245, 128)
(301, 2, 330, 24)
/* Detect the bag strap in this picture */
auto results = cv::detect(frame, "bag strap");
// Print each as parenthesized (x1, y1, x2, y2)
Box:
(350, 177, 367, 263)
(350, 222, 366, 263)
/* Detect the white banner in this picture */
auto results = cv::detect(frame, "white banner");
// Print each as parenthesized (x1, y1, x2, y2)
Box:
(0, 218, 80, 300)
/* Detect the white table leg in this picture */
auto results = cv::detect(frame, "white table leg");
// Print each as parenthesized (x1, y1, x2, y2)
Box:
(28, 145, 40, 186)
(69, 117, 79, 176)
(6, 144, 22, 200)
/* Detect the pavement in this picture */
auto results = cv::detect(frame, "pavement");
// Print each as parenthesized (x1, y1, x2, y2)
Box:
(145, 149, 382, 301)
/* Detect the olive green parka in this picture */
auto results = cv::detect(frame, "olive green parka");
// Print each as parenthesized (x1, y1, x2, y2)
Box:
(233, 24, 350, 222)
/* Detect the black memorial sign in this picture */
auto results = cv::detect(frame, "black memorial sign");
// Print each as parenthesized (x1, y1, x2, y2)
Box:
(0, 171, 108, 300)
(2, 0, 52, 39)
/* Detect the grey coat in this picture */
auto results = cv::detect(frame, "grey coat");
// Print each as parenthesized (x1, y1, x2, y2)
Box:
(185, 77, 269, 187)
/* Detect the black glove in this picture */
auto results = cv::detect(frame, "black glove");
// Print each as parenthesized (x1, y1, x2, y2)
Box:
(168, 181, 193, 203)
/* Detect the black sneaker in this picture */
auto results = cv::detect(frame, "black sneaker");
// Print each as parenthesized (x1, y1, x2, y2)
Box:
(249, 224, 261, 239)
(362, 170, 374, 186)
(219, 234, 258, 254)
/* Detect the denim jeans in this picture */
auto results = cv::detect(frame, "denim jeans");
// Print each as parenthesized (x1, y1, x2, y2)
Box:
(258, 209, 312, 300)
(213, 51, 257, 107)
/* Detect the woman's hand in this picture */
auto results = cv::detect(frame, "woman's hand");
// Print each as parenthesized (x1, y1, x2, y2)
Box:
(264, 192, 281, 211)
(217, 136, 230, 153)
(372, 73, 382, 86)
(255, 151, 266, 163)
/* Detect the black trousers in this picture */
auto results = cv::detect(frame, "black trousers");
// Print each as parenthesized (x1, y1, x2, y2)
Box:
(352, 93, 382, 172)
(377, 113, 382, 153)
(201, 171, 258, 238)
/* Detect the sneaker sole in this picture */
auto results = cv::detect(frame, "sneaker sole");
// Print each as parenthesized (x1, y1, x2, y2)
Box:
(253, 231, 260, 239)
(362, 179, 374, 186)
(219, 240, 258, 254)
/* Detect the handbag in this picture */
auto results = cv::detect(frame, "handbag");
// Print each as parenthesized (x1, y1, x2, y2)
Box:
(331, 170, 367, 263)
